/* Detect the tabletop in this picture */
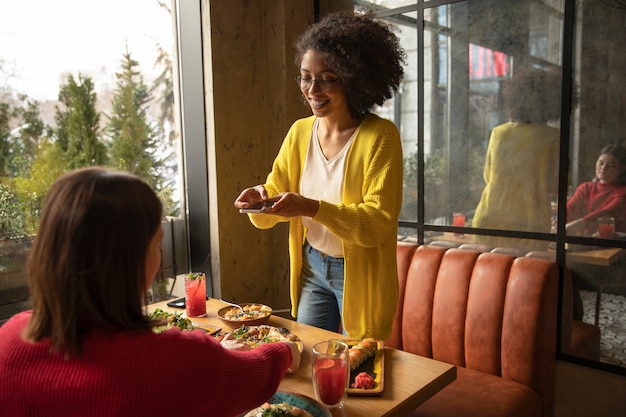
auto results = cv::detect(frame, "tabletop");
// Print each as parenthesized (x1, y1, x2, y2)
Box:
(566, 246, 626, 266)
(420, 232, 626, 267)
(147, 298, 457, 417)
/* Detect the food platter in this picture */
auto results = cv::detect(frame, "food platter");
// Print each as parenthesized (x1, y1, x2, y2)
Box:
(241, 392, 331, 417)
(217, 303, 272, 327)
(216, 325, 304, 352)
(147, 308, 221, 335)
(346, 339, 384, 396)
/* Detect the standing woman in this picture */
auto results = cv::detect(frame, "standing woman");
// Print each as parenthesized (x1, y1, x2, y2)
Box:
(472, 69, 561, 251)
(234, 11, 406, 339)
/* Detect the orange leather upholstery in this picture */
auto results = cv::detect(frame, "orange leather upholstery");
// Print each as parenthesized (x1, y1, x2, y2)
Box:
(388, 243, 559, 417)
(524, 251, 600, 360)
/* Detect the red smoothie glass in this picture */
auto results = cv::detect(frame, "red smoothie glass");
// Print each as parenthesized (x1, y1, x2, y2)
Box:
(312, 340, 349, 409)
(185, 272, 207, 317)
(597, 217, 615, 239)
(453, 212, 466, 237)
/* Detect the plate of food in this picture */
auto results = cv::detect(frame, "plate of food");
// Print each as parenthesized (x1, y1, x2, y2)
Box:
(241, 392, 331, 417)
(215, 325, 303, 352)
(217, 303, 273, 327)
(345, 338, 384, 396)
(147, 308, 221, 335)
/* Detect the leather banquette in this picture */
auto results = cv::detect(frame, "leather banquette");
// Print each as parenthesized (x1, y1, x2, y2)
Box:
(386, 242, 559, 417)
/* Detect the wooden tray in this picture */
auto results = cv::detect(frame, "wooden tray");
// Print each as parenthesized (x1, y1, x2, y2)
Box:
(346, 339, 384, 396)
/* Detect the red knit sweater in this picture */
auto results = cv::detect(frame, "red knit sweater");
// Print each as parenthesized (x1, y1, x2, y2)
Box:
(0, 311, 292, 417)
(567, 181, 626, 233)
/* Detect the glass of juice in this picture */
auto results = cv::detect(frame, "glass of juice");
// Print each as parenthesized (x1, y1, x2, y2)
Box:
(312, 340, 349, 409)
(597, 217, 615, 239)
(453, 212, 466, 237)
(185, 272, 207, 317)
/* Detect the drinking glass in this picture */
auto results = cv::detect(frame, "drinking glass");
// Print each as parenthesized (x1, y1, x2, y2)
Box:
(185, 272, 207, 317)
(453, 212, 466, 237)
(597, 217, 615, 239)
(312, 340, 349, 409)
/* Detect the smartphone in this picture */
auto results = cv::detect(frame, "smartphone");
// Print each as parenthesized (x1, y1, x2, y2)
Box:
(166, 296, 210, 309)
(166, 297, 186, 309)
(239, 201, 275, 214)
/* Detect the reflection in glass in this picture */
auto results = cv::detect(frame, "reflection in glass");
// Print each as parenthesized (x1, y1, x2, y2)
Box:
(472, 68, 561, 252)
(566, 249, 626, 366)
(566, 145, 626, 237)
(374, 0, 626, 372)
(423, 2, 562, 254)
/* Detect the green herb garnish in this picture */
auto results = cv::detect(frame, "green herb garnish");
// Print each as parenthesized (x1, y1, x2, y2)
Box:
(188, 272, 205, 280)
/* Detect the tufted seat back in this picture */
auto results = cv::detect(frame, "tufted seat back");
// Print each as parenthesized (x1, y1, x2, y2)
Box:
(388, 243, 559, 417)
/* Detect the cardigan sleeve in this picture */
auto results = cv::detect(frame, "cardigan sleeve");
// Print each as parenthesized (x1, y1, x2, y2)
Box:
(247, 117, 313, 230)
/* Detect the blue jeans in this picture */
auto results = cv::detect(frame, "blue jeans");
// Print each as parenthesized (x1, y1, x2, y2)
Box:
(297, 241, 345, 333)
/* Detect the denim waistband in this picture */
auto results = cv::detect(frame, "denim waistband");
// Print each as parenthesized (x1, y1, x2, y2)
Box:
(304, 240, 344, 260)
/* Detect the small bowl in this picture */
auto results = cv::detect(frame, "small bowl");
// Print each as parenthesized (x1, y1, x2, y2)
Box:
(217, 303, 272, 327)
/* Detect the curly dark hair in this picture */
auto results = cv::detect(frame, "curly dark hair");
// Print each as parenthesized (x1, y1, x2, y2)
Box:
(503, 68, 562, 123)
(294, 11, 406, 120)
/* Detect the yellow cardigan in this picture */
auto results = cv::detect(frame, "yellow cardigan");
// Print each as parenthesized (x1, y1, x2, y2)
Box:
(249, 113, 403, 339)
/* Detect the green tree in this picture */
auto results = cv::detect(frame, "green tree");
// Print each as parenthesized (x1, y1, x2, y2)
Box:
(53, 74, 107, 169)
(108, 50, 160, 187)
(12, 94, 45, 171)
(12, 138, 67, 235)
(0, 101, 12, 177)
(0, 182, 26, 240)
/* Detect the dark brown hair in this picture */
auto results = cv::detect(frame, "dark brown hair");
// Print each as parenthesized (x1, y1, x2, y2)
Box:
(23, 167, 163, 358)
(599, 144, 626, 185)
(295, 10, 406, 120)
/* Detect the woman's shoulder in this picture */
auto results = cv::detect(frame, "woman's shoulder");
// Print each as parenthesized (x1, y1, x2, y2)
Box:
(362, 113, 399, 131)
(290, 115, 316, 130)
(0, 310, 31, 334)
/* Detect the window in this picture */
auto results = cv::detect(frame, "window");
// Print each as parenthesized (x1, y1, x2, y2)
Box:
(0, 0, 191, 316)
(363, 0, 626, 375)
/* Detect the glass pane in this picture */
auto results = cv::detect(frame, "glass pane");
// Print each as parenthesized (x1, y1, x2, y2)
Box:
(423, 1, 563, 253)
(365, 7, 418, 224)
(565, 248, 626, 366)
(564, 1, 626, 367)
(359, 0, 418, 8)
(0, 0, 185, 318)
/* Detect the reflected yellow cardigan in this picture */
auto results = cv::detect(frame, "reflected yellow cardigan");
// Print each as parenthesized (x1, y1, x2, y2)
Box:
(249, 114, 402, 339)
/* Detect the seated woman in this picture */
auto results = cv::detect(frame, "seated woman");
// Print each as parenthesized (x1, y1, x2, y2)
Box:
(0, 167, 301, 417)
(567, 144, 626, 236)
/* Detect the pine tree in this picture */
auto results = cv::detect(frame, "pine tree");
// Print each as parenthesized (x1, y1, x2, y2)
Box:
(53, 75, 107, 169)
(0, 94, 47, 178)
(0, 101, 12, 178)
(108, 49, 160, 188)
(13, 94, 45, 169)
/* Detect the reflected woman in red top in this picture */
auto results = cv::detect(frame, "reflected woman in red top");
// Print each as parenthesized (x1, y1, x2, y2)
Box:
(567, 144, 626, 235)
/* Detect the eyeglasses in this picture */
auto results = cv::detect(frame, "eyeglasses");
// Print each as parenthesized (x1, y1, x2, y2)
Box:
(295, 76, 340, 92)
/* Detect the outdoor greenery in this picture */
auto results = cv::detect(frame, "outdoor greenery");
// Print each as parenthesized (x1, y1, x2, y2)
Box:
(0, 47, 176, 242)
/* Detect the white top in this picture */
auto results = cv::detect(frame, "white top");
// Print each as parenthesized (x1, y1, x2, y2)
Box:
(301, 118, 357, 257)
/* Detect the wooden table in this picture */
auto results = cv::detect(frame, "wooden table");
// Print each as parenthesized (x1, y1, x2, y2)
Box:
(420, 232, 626, 267)
(567, 246, 626, 267)
(147, 298, 457, 417)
